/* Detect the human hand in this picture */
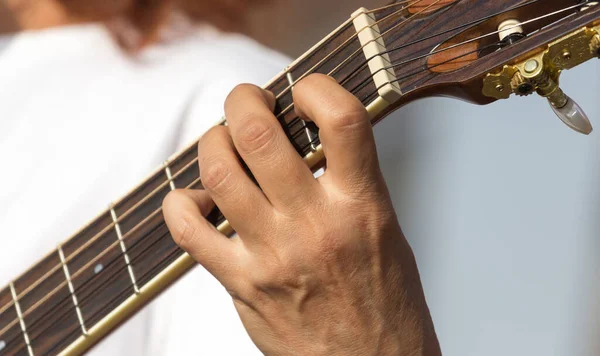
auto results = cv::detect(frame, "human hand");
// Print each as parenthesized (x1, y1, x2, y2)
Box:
(163, 74, 441, 356)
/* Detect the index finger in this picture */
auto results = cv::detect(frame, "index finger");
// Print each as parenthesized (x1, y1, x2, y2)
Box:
(293, 74, 382, 189)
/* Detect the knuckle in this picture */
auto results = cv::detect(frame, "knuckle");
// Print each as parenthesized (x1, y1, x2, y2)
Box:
(328, 106, 369, 132)
(200, 158, 232, 192)
(171, 213, 197, 252)
(236, 117, 276, 155)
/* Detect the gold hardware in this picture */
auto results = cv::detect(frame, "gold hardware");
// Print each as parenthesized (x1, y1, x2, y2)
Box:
(481, 65, 518, 99)
(482, 25, 600, 100)
(482, 25, 598, 134)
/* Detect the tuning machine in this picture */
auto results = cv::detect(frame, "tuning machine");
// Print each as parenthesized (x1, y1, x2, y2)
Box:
(483, 21, 600, 135)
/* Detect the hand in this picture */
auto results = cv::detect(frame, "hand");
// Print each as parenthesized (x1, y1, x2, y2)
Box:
(163, 74, 441, 355)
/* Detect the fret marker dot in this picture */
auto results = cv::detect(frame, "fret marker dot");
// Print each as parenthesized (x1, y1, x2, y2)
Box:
(0, 340, 6, 351)
(94, 264, 104, 274)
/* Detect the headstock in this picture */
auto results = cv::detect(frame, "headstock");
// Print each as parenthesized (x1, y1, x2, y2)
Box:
(366, 0, 600, 134)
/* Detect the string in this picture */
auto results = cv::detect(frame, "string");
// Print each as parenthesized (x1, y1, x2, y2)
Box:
(9, 177, 202, 355)
(0, 158, 199, 338)
(276, 0, 455, 135)
(274, 0, 446, 103)
(345, 1, 587, 106)
(0, 0, 426, 318)
(0, 1, 589, 347)
(293, 41, 501, 153)
(278, 0, 584, 132)
(275, 0, 545, 126)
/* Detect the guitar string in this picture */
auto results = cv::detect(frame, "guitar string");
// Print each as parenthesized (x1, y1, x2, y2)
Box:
(293, 41, 501, 153)
(275, 0, 568, 128)
(0, 2, 588, 343)
(274, 0, 447, 103)
(0, 0, 427, 318)
(348, 1, 587, 107)
(0, 158, 200, 338)
(8, 176, 203, 355)
(284, 0, 587, 140)
(273, 0, 463, 138)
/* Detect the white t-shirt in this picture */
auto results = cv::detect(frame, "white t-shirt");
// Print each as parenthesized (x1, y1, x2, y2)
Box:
(0, 23, 289, 355)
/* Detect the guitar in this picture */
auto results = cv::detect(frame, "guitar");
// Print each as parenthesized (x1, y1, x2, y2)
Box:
(1, 0, 599, 354)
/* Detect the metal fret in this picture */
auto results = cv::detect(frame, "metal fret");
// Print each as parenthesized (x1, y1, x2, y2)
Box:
(285, 68, 318, 151)
(109, 207, 141, 294)
(163, 162, 176, 191)
(57, 246, 88, 336)
(9, 282, 34, 356)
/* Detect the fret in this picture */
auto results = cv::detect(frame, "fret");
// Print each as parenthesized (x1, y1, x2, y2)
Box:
(62, 212, 135, 331)
(163, 162, 176, 191)
(9, 283, 33, 356)
(13, 252, 72, 330)
(112, 168, 168, 221)
(69, 241, 135, 331)
(285, 70, 318, 152)
(109, 207, 140, 294)
(169, 143, 200, 189)
(0, 287, 25, 355)
(125, 216, 182, 288)
(9, 250, 81, 356)
(57, 246, 87, 336)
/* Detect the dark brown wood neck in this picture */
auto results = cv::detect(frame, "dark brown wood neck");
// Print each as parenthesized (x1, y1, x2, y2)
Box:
(0, 14, 376, 356)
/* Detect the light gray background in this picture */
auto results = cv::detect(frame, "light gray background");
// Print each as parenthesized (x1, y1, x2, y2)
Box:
(374, 60, 599, 356)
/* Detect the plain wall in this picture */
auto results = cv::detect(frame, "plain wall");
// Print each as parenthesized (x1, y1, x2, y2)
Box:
(374, 60, 600, 355)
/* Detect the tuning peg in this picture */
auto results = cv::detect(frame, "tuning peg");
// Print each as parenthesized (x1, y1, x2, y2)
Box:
(516, 57, 594, 135)
(547, 89, 593, 134)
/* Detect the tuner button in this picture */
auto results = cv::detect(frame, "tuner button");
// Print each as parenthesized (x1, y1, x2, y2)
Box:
(548, 91, 593, 135)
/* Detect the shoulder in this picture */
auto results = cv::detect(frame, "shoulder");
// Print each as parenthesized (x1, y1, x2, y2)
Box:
(144, 25, 291, 88)
(147, 27, 292, 147)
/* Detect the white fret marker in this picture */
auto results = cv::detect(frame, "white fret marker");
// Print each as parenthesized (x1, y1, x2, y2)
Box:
(286, 70, 317, 151)
(0, 340, 6, 351)
(58, 245, 88, 336)
(110, 207, 141, 294)
(163, 162, 176, 191)
(9, 282, 34, 356)
(352, 7, 402, 103)
(94, 264, 104, 274)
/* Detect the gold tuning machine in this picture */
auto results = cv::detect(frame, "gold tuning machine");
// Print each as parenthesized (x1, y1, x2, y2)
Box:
(483, 24, 600, 135)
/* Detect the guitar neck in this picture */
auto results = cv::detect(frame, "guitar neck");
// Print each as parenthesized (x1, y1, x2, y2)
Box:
(0, 11, 387, 356)
(2, 0, 596, 353)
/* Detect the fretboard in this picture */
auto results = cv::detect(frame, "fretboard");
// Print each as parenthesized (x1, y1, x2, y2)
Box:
(0, 18, 375, 356)
(0, 6, 403, 356)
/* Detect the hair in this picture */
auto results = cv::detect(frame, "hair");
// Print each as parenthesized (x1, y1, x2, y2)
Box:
(56, 0, 251, 51)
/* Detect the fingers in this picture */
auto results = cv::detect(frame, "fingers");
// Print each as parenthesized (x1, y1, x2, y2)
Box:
(163, 189, 241, 284)
(224, 84, 319, 209)
(293, 74, 383, 190)
(198, 125, 272, 236)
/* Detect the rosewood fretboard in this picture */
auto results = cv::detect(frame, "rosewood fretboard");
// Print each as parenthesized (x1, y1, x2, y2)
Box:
(0, 15, 379, 356)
